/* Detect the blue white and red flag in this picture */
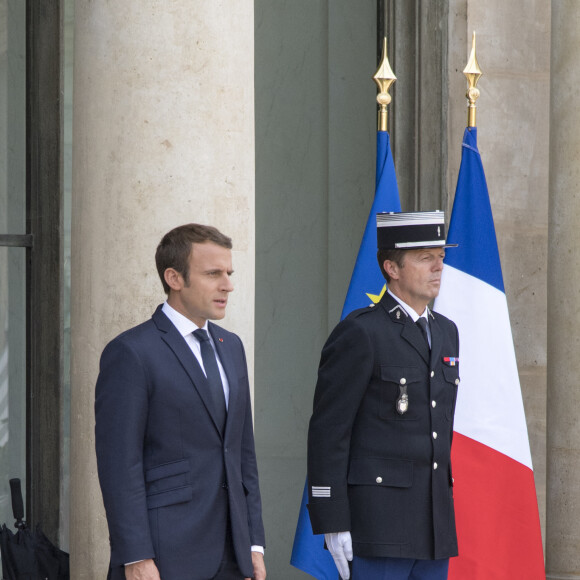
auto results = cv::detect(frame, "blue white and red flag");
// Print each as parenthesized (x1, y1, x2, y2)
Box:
(434, 127, 545, 579)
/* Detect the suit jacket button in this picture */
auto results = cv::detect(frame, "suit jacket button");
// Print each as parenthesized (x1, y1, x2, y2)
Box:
(376, 477, 383, 484)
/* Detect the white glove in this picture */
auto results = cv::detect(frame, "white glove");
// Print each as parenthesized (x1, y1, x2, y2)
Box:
(325, 531, 353, 580)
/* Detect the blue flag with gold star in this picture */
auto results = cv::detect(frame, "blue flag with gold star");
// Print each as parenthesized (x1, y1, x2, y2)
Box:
(341, 130, 401, 316)
(290, 131, 400, 578)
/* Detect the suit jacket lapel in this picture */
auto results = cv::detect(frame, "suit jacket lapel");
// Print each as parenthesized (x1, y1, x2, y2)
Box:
(152, 307, 225, 438)
(380, 293, 430, 365)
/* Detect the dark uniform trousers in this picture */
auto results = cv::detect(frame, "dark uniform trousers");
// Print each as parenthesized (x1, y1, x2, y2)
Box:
(352, 555, 449, 580)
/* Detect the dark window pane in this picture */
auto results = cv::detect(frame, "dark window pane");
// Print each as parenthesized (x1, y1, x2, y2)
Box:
(0, 246, 26, 525)
(0, 0, 26, 235)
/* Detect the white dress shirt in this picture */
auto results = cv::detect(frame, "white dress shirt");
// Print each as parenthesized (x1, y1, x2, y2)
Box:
(161, 302, 230, 408)
(387, 289, 431, 346)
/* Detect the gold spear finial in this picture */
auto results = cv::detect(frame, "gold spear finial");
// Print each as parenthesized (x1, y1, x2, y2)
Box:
(464, 31, 482, 128)
(373, 37, 396, 132)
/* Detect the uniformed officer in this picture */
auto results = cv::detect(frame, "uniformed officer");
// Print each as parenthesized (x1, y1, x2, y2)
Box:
(307, 211, 460, 580)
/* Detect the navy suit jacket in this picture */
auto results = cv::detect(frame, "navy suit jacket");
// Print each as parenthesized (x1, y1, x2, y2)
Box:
(307, 293, 459, 560)
(95, 305, 265, 579)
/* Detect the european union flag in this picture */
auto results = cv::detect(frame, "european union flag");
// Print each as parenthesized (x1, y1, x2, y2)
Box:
(341, 130, 401, 317)
(290, 130, 400, 578)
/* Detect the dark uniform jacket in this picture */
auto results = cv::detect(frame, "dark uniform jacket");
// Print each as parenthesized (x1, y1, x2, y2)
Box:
(307, 292, 459, 560)
(95, 305, 265, 580)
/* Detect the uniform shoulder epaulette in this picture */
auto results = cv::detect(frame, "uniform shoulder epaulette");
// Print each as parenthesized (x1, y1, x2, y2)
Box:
(344, 304, 377, 320)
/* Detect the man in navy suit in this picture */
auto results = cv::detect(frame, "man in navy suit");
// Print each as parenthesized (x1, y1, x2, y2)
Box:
(307, 212, 459, 580)
(95, 224, 266, 580)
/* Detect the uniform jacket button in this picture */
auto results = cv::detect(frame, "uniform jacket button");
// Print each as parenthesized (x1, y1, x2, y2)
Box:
(376, 476, 383, 484)
(433, 462, 438, 470)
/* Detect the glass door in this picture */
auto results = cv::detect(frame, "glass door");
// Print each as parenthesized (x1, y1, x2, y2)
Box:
(0, 0, 27, 527)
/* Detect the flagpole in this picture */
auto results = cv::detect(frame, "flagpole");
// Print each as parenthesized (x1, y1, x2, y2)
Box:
(377, 0, 386, 63)
(464, 31, 482, 128)
(373, 37, 396, 132)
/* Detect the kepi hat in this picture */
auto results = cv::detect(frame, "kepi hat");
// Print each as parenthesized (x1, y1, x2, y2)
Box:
(376, 211, 458, 250)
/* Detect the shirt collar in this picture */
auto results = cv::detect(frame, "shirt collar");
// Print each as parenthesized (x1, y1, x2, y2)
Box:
(161, 301, 209, 337)
(387, 289, 430, 323)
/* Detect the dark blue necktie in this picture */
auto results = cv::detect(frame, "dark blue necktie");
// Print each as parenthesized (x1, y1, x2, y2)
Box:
(416, 317, 430, 349)
(193, 329, 227, 432)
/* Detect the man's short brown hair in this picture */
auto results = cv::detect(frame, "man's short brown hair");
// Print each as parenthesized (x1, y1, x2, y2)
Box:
(156, 224, 232, 294)
(377, 248, 407, 283)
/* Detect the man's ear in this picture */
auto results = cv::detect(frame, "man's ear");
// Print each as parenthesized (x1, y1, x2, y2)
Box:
(383, 260, 399, 281)
(164, 268, 184, 292)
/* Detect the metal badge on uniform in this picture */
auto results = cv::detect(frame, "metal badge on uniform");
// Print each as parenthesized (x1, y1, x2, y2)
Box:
(443, 356, 459, 366)
(396, 377, 408, 415)
(388, 305, 407, 322)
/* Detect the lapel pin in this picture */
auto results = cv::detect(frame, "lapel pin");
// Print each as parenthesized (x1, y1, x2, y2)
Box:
(396, 310, 401, 319)
(219, 338, 224, 342)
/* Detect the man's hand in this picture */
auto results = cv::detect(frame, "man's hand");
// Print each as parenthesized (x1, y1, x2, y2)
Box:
(125, 559, 161, 580)
(325, 531, 353, 580)
(245, 551, 266, 580)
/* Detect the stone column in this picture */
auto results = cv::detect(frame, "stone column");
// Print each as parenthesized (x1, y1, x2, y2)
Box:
(547, 2, 580, 578)
(69, 2, 255, 578)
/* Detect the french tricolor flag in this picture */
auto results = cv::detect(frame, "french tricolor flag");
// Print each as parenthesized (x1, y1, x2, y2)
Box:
(434, 127, 545, 578)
